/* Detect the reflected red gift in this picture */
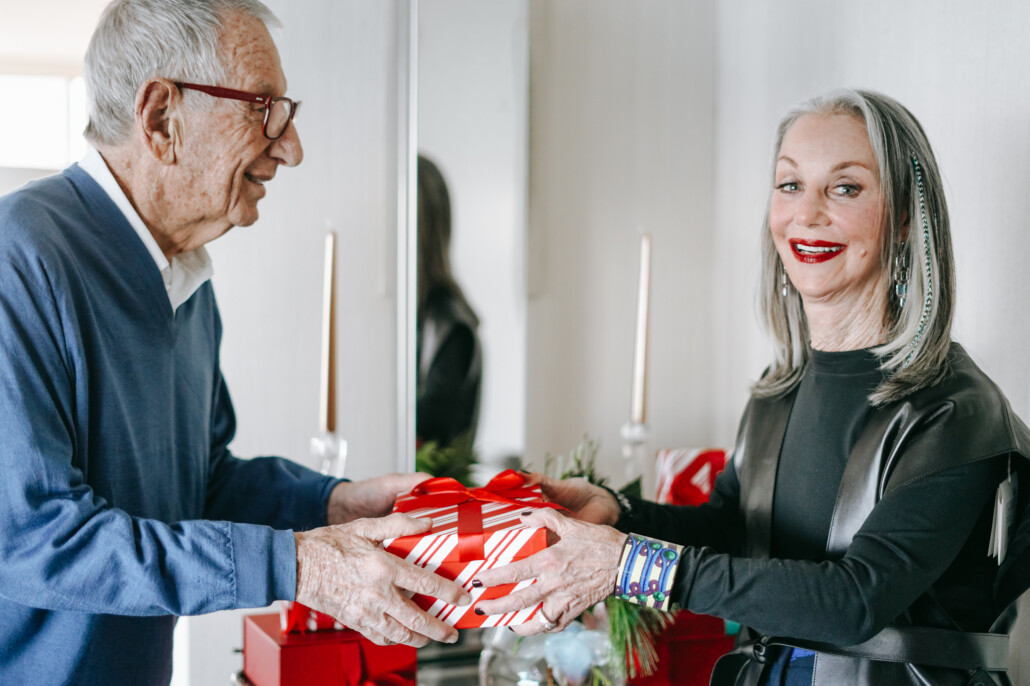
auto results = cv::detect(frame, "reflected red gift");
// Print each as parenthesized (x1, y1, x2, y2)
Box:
(383, 469, 560, 628)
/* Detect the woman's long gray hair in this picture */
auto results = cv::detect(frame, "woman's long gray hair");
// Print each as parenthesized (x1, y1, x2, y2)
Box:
(752, 89, 954, 405)
(83, 0, 279, 146)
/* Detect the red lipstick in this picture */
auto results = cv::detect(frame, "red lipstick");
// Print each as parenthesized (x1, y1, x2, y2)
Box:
(789, 239, 846, 264)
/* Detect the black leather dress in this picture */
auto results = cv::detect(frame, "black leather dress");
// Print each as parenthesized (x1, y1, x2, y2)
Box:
(622, 344, 1030, 686)
(724, 343, 1030, 685)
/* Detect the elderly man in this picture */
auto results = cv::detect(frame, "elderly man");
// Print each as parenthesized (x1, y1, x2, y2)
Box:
(0, 0, 468, 683)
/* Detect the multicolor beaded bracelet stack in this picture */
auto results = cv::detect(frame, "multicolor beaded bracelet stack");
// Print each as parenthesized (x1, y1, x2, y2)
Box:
(612, 534, 683, 611)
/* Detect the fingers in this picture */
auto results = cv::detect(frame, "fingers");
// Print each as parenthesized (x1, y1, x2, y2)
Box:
(511, 619, 546, 636)
(538, 473, 569, 503)
(349, 512, 433, 542)
(474, 581, 547, 617)
(518, 470, 543, 487)
(378, 592, 459, 645)
(473, 556, 538, 588)
(540, 475, 593, 508)
(520, 507, 573, 537)
(353, 624, 398, 647)
(349, 606, 435, 648)
(391, 558, 471, 607)
(383, 471, 432, 493)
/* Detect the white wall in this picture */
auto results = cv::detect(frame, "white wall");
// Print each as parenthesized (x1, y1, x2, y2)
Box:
(525, 0, 717, 485)
(418, 0, 529, 466)
(178, 2, 405, 683)
(0, 167, 57, 196)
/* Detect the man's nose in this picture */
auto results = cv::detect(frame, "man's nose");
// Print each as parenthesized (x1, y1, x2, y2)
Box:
(270, 120, 303, 167)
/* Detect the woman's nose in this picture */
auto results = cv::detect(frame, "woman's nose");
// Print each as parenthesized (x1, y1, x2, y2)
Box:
(795, 188, 827, 227)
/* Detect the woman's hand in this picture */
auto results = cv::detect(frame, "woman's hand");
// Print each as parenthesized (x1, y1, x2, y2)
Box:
(536, 474, 621, 525)
(471, 508, 625, 635)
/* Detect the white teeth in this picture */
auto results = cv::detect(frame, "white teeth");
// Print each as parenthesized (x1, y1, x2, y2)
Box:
(795, 244, 842, 255)
(245, 173, 264, 185)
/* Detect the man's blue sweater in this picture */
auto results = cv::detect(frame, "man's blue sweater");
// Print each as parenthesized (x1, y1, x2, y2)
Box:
(0, 166, 337, 684)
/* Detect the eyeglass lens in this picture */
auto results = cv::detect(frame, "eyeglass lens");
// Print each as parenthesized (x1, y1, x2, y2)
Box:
(266, 99, 296, 139)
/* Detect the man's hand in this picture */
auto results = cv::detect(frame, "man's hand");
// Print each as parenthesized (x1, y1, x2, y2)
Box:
(327, 473, 431, 525)
(532, 473, 620, 526)
(472, 508, 624, 635)
(295, 512, 470, 647)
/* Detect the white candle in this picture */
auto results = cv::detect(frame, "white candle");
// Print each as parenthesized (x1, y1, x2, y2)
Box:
(630, 233, 651, 424)
(319, 232, 337, 434)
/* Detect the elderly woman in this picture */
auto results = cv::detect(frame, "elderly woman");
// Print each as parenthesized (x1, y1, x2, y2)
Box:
(474, 90, 1030, 685)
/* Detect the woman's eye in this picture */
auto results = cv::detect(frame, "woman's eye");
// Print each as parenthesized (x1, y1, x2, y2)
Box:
(834, 183, 860, 197)
(776, 181, 800, 193)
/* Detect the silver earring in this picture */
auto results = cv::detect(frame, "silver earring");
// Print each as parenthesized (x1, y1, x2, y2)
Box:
(780, 263, 790, 298)
(894, 242, 908, 307)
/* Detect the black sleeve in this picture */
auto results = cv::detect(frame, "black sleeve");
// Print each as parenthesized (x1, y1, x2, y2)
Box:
(417, 324, 475, 446)
(669, 456, 1003, 645)
(618, 460, 745, 553)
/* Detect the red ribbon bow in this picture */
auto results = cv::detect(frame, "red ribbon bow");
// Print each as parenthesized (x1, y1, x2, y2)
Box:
(394, 469, 562, 561)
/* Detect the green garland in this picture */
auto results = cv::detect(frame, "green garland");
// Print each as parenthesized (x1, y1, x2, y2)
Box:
(541, 436, 675, 680)
(415, 430, 477, 485)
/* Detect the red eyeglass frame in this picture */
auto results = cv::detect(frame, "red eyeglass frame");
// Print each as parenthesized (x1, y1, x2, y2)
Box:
(175, 82, 300, 140)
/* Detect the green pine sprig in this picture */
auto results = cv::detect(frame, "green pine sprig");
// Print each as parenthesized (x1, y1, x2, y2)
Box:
(415, 430, 478, 485)
(537, 435, 675, 680)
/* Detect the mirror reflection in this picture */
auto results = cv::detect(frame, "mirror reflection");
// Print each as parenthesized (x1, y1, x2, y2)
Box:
(416, 155, 483, 454)
(416, 0, 529, 483)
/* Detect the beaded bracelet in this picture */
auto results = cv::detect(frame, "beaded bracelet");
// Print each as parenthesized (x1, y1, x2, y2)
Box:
(612, 534, 683, 611)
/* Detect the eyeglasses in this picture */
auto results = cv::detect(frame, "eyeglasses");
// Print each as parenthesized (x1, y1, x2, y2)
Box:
(175, 82, 300, 140)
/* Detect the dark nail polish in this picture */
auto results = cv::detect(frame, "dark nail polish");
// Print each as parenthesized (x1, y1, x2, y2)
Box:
(521, 510, 532, 516)
(507, 626, 516, 633)
(471, 579, 483, 588)
(519, 468, 532, 474)
(474, 608, 485, 616)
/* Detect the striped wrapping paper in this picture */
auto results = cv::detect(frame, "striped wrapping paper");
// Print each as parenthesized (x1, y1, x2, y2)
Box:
(383, 481, 548, 628)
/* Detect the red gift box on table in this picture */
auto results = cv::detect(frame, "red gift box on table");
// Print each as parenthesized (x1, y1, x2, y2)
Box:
(280, 601, 343, 634)
(242, 613, 416, 686)
(383, 469, 558, 629)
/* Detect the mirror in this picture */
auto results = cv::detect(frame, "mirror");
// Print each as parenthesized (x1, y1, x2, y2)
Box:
(415, 0, 529, 480)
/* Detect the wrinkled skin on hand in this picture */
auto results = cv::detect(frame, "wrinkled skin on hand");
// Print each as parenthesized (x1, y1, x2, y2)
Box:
(529, 473, 620, 525)
(295, 512, 470, 647)
(472, 508, 625, 635)
(327, 472, 431, 525)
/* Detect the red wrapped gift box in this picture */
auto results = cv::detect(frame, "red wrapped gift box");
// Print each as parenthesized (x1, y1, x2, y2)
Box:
(628, 610, 736, 686)
(383, 469, 558, 628)
(280, 601, 343, 634)
(242, 613, 416, 686)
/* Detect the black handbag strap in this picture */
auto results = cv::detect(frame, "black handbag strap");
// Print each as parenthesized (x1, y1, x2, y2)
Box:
(761, 625, 1009, 672)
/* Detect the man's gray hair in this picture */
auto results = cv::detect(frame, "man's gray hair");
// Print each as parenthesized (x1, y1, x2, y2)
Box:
(752, 89, 955, 405)
(83, 0, 280, 146)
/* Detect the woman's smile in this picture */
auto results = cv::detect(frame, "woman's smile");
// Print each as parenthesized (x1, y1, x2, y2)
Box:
(789, 238, 846, 263)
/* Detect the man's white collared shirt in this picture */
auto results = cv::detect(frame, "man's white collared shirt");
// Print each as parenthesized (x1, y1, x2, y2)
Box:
(78, 147, 213, 312)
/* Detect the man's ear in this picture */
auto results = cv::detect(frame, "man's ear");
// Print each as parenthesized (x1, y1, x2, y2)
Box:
(135, 78, 181, 165)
